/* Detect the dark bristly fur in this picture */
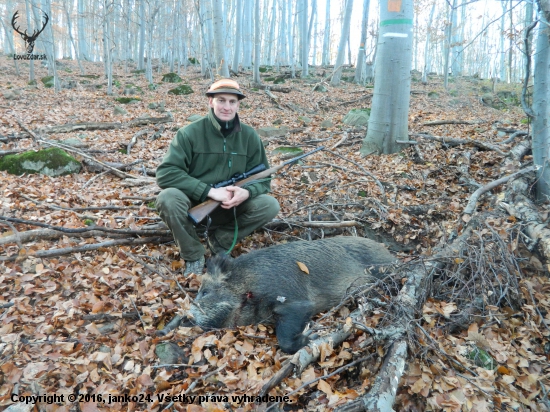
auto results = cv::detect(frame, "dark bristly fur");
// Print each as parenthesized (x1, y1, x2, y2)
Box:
(190, 236, 397, 353)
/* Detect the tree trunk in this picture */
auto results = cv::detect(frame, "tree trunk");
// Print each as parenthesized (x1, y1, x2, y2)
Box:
(212, 0, 229, 77)
(532, 0, 550, 199)
(103, 0, 113, 95)
(289, 0, 296, 77)
(253, 0, 261, 83)
(360, 0, 413, 155)
(330, 0, 354, 86)
(508, 0, 513, 83)
(422, 0, 436, 84)
(138, 0, 145, 70)
(499, 2, 506, 81)
(232, 0, 242, 72)
(354, 0, 370, 83)
(242, 0, 253, 68)
(77, 0, 89, 60)
(300, 0, 309, 76)
(322, 0, 330, 66)
(442, 0, 455, 88)
(277, 0, 287, 67)
(25, 0, 36, 81)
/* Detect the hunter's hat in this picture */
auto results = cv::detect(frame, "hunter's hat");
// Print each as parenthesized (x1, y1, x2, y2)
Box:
(206, 79, 246, 100)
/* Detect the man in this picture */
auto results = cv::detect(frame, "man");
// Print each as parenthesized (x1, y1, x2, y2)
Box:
(156, 79, 280, 276)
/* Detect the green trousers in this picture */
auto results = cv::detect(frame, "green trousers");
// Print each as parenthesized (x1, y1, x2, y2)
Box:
(156, 188, 280, 261)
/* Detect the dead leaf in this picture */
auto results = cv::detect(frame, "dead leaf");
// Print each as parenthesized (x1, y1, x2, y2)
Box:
(297, 261, 309, 274)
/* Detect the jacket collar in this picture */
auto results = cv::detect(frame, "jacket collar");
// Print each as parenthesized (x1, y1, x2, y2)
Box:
(207, 109, 242, 135)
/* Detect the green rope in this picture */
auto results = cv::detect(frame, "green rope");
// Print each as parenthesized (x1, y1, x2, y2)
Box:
(225, 207, 238, 255)
(224, 177, 274, 254)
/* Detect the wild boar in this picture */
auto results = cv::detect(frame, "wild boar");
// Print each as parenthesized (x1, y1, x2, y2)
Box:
(190, 236, 396, 353)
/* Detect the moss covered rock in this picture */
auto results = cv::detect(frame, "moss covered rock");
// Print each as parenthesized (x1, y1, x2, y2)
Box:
(271, 146, 304, 156)
(343, 108, 370, 126)
(115, 97, 141, 104)
(0, 148, 81, 176)
(168, 84, 194, 95)
(41, 76, 54, 88)
(162, 72, 183, 83)
(257, 126, 289, 138)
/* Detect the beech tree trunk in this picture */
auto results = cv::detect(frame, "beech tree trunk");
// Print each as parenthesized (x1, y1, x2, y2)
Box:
(360, 0, 413, 155)
(322, 0, 330, 66)
(232, 0, 242, 72)
(253, 0, 261, 83)
(532, 0, 550, 200)
(212, 0, 229, 77)
(330, 0, 354, 86)
(354, 0, 370, 83)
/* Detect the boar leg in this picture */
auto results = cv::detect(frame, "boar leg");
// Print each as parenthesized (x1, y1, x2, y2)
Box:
(274, 301, 314, 354)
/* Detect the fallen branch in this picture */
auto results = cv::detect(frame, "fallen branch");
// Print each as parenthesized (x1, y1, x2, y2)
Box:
(334, 219, 478, 411)
(0, 236, 172, 262)
(422, 119, 479, 126)
(0, 216, 169, 236)
(335, 340, 407, 412)
(411, 133, 506, 156)
(14, 118, 152, 181)
(259, 308, 366, 397)
(127, 129, 150, 155)
(498, 174, 550, 261)
(500, 130, 529, 145)
(251, 84, 291, 93)
(0, 228, 130, 246)
(462, 166, 535, 217)
(11, 115, 173, 138)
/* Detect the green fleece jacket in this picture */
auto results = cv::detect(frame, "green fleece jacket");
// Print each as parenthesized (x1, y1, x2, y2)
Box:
(156, 109, 271, 202)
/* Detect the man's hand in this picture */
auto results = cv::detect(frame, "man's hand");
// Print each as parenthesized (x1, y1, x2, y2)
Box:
(207, 187, 233, 203)
(220, 186, 249, 209)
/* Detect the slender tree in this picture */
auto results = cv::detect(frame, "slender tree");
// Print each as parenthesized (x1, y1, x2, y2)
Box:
(138, 0, 145, 70)
(354, 0, 370, 83)
(242, 0, 253, 68)
(360, 0, 414, 155)
(322, 0, 331, 66)
(77, 0, 89, 60)
(532, 0, 550, 199)
(267, 0, 276, 65)
(253, 0, 261, 83)
(330, 0, 354, 86)
(212, 0, 229, 77)
(62, 0, 85, 73)
(300, 0, 309, 76)
(422, 0, 436, 84)
(232, 0, 242, 72)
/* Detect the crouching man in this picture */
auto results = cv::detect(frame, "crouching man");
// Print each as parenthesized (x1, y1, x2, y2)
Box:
(155, 79, 280, 276)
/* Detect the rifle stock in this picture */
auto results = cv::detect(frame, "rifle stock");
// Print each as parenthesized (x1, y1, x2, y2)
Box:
(187, 146, 324, 225)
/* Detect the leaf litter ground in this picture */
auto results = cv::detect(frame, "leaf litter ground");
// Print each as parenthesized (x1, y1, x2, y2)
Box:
(0, 59, 549, 411)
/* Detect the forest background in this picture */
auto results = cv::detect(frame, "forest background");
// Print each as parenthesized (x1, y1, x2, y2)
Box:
(1, 0, 550, 411)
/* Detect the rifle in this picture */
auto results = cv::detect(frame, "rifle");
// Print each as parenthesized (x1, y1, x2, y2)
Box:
(212, 163, 267, 188)
(188, 146, 325, 225)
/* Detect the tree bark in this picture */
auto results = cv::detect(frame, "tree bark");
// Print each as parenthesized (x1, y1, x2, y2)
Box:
(211, 0, 229, 77)
(532, 0, 550, 200)
(354, 0, 370, 83)
(360, 0, 413, 155)
(330, 0, 354, 86)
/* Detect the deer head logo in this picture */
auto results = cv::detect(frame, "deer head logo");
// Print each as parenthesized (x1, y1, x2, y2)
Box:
(11, 10, 49, 54)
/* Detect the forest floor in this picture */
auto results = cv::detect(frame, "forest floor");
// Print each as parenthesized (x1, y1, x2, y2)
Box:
(0, 57, 549, 412)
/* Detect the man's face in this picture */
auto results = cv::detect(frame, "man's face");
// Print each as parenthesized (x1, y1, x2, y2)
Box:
(209, 94, 240, 122)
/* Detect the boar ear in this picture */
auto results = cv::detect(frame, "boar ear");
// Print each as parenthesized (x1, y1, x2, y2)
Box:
(206, 254, 233, 278)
